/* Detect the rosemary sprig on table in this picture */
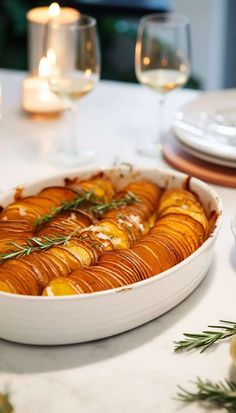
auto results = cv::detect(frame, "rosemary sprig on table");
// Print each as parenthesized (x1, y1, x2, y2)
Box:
(174, 320, 236, 353)
(34, 191, 138, 226)
(177, 378, 236, 412)
(0, 231, 79, 263)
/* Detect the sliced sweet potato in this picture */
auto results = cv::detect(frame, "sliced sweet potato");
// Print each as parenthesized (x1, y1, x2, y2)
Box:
(42, 277, 84, 296)
(48, 246, 82, 271)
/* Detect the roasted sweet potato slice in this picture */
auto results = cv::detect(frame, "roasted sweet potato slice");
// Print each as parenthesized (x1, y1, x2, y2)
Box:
(0, 267, 34, 295)
(42, 277, 84, 296)
(48, 246, 82, 271)
(39, 252, 69, 278)
(99, 256, 137, 284)
(63, 240, 97, 267)
(119, 249, 153, 280)
(76, 178, 114, 202)
(89, 221, 131, 249)
(153, 221, 196, 255)
(38, 186, 78, 203)
(0, 267, 29, 294)
(72, 267, 109, 290)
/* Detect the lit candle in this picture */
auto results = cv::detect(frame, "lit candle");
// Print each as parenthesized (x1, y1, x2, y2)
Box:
(23, 2, 80, 118)
(27, 3, 79, 25)
(22, 55, 64, 118)
(27, 3, 80, 74)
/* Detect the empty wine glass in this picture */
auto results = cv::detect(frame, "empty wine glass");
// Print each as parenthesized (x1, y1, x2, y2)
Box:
(46, 15, 100, 166)
(135, 13, 191, 157)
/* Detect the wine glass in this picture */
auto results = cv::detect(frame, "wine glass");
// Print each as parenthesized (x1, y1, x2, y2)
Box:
(46, 15, 100, 166)
(135, 13, 191, 157)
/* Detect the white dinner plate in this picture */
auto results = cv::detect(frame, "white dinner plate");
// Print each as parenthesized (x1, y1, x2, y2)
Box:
(173, 89, 236, 163)
(0, 167, 222, 346)
(174, 133, 236, 168)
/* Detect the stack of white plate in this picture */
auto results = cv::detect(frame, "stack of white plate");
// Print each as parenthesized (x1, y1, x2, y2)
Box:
(172, 89, 236, 168)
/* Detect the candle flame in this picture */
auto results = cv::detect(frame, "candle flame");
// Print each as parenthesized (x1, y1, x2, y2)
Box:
(39, 51, 60, 78)
(39, 57, 51, 78)
(48, 2, 60, 18)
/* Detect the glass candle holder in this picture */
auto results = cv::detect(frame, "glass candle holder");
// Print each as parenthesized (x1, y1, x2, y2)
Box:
(22, 3, 80, 119)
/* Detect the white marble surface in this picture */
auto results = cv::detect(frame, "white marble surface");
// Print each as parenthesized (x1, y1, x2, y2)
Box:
(0, 69, 236, 412)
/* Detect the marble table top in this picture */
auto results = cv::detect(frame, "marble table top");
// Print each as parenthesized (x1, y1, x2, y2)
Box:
(0, 69, 235, 413)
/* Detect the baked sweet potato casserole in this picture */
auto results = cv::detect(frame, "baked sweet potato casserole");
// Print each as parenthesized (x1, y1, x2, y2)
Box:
(0, 172, 213, 296)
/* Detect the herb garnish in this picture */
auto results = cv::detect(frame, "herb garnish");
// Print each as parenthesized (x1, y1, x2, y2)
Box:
(0, 231, 78, 263)
(86, 192, 138, 217)
(174, 320, 236, 353)
(177, 378, 236, 412)
(0, 192, 138, 263)
(34, 189, 96, 226)
(34, 191, 138, 226)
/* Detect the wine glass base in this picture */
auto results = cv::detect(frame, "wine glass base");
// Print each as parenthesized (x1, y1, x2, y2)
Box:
(136, 141, 162, 158)
(48, 149, 94, 167)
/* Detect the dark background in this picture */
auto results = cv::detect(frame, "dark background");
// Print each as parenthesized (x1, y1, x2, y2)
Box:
(0, 0, 179, 83)
(3, 0, 235, 90)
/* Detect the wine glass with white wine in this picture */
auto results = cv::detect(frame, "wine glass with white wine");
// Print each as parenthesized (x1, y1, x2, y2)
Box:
(135, 13, 190, 157)
(46, 15, 100, 166)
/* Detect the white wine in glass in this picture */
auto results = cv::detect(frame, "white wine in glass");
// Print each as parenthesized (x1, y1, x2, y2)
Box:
(135, 13, 191, 157)
(49, 76, 95, 100)
(47, 15, 100, 166)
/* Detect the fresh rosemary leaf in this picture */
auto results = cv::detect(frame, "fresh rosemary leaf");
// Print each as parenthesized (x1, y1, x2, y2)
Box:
(34, 191, 138, 226)
(34, 189, 96, 227)
(177, 377, 236, 412)
(0, 231, 79, 263)
(0, 192, 138, 263)
(86, 192, 138, 217)
(174, 320, 236, 353)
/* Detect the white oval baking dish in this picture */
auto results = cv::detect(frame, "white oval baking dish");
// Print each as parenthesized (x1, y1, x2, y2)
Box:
(0, 166, 223, 345)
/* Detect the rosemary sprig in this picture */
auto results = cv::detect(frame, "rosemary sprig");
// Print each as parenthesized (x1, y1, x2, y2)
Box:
(174, 320, 236, 353)
(34, 191, 138, 226)
(87, 192, 138, 217)
(0, 230, 79, 263)
(177, 377, 236, 412)
(34, 189, 96, 226)
(0, 192, 138, 263)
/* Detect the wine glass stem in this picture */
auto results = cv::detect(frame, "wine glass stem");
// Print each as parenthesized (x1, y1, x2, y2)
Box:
(157, 96, 165, 145)
(68, 100, 78, 156)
